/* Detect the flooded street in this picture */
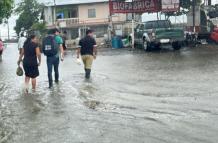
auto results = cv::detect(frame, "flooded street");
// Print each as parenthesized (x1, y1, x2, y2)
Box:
(1, 43, 218, 143)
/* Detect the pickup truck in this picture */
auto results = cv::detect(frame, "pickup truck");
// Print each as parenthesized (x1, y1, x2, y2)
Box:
(133, 20, 185, 51)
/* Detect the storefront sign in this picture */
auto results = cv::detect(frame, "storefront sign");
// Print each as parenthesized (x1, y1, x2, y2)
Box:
(161, 0, 180, 12)
(109, 0, 159, 14)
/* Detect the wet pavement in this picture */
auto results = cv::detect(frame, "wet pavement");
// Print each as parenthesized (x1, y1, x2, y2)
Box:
(1, 43, 218, 143)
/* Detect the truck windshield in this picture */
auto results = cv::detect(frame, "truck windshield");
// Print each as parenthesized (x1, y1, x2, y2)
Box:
(144, 21, 171, 29)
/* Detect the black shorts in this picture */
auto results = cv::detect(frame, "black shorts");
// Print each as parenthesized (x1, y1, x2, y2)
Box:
(23, 65, 39, 78)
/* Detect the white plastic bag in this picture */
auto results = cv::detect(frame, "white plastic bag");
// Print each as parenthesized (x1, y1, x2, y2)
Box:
(76, 58, 82, 65)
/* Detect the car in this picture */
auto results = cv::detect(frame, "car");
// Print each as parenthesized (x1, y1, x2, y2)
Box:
(133, 20, 185, 51)
(211, 27, 218, 43)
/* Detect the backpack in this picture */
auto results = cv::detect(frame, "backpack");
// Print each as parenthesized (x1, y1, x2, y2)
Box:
(42, 36, 58, 56)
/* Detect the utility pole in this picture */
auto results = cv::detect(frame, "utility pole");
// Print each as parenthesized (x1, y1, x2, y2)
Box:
(53, 0, 56, 26)
(108, 0, 113, 41)
(192, 0, 196, 33)
(208, 0, 211, 5)
(131, 0, 135, 50)
(7, 19, 10, 40)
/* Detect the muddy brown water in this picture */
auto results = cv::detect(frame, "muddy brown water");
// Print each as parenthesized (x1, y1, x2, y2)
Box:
(0, 43, 218, 143)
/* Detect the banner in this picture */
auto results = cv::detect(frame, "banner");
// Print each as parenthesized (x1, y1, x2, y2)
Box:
(161, 0, 180, 12)
(109, 0, 159, 14)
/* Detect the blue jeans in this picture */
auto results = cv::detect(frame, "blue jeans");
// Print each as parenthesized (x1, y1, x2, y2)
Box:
(47, 56, 59, 87)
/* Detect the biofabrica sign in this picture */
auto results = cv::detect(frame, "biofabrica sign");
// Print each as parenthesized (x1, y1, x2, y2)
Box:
(109, 0, 159, 14)
(109, 0, 180, 14)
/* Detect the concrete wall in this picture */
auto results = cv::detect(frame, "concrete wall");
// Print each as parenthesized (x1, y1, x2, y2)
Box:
(44, 3, 127, 28)
(44, 6, 54, 26)
(44, 2, 130, 39)
(78, 3, 126, 24)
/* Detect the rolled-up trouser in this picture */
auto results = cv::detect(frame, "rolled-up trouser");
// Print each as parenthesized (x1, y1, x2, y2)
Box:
(81, 55, 94, 70)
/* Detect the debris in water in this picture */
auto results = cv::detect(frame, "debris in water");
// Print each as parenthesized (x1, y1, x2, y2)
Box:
(84, 100, 100, 109)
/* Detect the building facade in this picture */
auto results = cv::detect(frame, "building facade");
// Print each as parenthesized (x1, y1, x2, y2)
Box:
(43, 0, 137, 40)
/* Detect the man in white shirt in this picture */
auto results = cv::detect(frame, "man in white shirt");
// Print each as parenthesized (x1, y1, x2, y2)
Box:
(18, 33, 26, 54)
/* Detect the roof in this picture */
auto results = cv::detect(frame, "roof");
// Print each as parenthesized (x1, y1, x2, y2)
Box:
(44, 0, 109, 7)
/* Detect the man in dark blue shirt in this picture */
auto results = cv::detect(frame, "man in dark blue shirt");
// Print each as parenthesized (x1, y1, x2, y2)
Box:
(77, 30, 97, 79)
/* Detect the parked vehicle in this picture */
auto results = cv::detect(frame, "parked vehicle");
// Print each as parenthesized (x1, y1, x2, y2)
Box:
(188, 5, 218, 44)
(211, 27, 218, 43)
(133, 20, 185, 51)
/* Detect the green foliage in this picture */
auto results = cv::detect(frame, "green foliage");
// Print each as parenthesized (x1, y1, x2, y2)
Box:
(31, 22, 47, 35)
(14, 0, 43, 35)
(0, 0, 14, 23)
(30, 22, 47, 47)
(31, 22, 46, 31)
(180, 0, 192, 10)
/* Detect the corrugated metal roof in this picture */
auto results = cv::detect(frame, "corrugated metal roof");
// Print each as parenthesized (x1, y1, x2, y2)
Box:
(44, 0, 109, 6)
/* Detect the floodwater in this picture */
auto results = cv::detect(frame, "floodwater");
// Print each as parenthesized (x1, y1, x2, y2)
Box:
(1, 43, 218, 143)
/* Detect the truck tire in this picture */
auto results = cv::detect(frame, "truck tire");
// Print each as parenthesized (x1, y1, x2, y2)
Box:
(172, 41, 181, 50)
(143, 38, 150, 51)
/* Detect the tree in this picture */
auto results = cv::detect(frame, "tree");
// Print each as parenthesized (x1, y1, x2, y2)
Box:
(31, 22, 46, 34)
(0, 0, 14, 23)
(14, 0, 43, 35)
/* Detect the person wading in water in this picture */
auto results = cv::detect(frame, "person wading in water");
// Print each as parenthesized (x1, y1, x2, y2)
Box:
(77, 29, 97, 79)
(0, 38, 4, 61)
(42, 28, 64, 88)
(17, 35, 41, 93)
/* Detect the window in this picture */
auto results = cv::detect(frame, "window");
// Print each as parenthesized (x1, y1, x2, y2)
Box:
(56, 13, 64, 19)
(71, 28, 79, 39)
(157, 20, 171, 28)
(127, 13, 133, 21)
(88, 9, 96, 18)
(139, 24, 144, 30)
(56, 6, 78, 19)
(89, 25, 107, 38)
(67, 8, 78, 18)
(145, 22, 154, 29)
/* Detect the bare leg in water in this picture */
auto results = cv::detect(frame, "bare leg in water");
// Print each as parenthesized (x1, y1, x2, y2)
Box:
(31, 78, 36, 92)
(25, 76, 30, 94)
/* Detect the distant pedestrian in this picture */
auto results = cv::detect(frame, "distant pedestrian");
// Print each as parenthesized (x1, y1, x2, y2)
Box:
(62, 31, 67, 51)
(42, 28, 64, 88)
(17, 35, 41, 93)
(77, 29, 97, 79)
(18, 32, 27, 54)
(0, 38, 4, 61)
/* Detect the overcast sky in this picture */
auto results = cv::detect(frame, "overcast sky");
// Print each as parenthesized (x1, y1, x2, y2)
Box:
(0, 0, 217, 39)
